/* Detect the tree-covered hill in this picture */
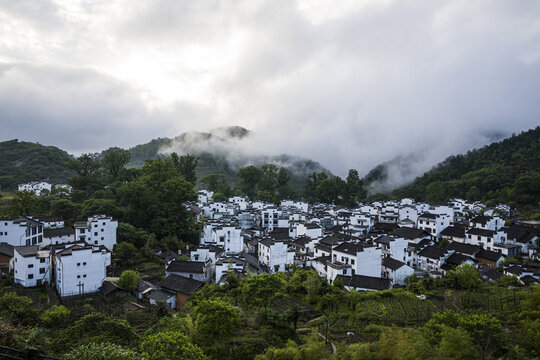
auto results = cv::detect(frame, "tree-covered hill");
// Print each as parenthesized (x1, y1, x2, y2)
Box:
(126, 126, 330, 191)
(0, 139, 74, 191)
(392, 127, 540, 208)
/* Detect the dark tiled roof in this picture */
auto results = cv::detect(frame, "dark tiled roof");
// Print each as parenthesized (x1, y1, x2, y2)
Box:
(43, 227, 75, 238)
(336, 274, 392, 291)
(0, 243, 14, 257)
(136, 279, 157, 293)
(476, 249, 503, 262)
(481, 267, 502, 281)
(445, 252, 477, 266)
(440, 226, 465, 238)
(167, 260, 205, 274)
(447, 242, 480, 256)
(14, 245, 40, 257)
(393, 227, 430, 240)
(467, 228, 496, 237)
(333, 242, 363, 254)
(418, 246, 447, 260)
(160, 274, 204, 295)
(100, 281, 125, 295)
(382, 257, 406, 271)
(147, 289, 175, 301)
(374, 235, 393, 245)
(471, 215, 492, 225)
(418, 212, 437, 220)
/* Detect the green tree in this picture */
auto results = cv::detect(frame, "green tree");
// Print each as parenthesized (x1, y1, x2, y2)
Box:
(66, 153, 103, 193)
(344, 169, 367, 206)
(238, 166, 262, 199)
(444, 263, 482, 290)
(171, 153, 198, 185)
(41, 305, 70, 328)
(438, 326, 478, 360)
(65, 342, 144, 360)
(118, 270, 140, 293)
(115, 242, 138, 267)
(0, 292, 40, 326)
(7, 191, 39, 217)
(140, 332, 206, 360)
(102, 149, 131, 181)
(192, 299, 240, 340)
(241, 274, 285, 309)
(304, 172, 328, 203)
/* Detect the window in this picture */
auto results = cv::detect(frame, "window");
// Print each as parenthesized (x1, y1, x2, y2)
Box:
(94, 232, 98, 236)
(28, 264, 33, 268)
(39, 268, 45, 274)
(101, 229, 104, 232)
(83, 262, 86, 266)
(94, 241, 98, 245)
(77, 275, 80, 279)
(101, 237, 104, 240)
(94, 224, 98, 228)
(83, 274, 86, 278)
(103, 222, 106, 225)
(40, 258, 45, 263)
(77, 263, 80, 266)
(28, 274, 33, 279)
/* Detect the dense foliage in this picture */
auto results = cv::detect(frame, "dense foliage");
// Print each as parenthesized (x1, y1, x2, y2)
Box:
(0, 139, 74, 191)
(392, 127, 540, 210)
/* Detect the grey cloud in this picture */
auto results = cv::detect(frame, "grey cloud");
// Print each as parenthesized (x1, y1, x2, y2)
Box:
(0, 0, 539, 190)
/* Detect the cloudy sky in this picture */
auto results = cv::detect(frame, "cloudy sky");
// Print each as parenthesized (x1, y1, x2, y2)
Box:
(1, 0, 539, 178)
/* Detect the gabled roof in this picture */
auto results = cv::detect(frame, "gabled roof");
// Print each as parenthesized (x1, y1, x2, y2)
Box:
(333, 242, 363, 255)
(336, 274, 392, 291)
(374, 235, 393, 245)
(43, 227, 75, 238)
(167, 260, 205, 274)
(392, 227, 430, 240)
(481, 267, 502, 281)
(136, 279, 158, 294)
(467, 228, 496, 237)
(147, 289, 175, 301)
(447, 242, 480, 256)
(418, 212, 437, 220)
(0, 243, 14, 257)
(160, 274, 204, 295)
(417, 246, 447, 260)
(475, 249, 503, 262)
(444, 252, 477, 266)
(440, 226, 465, 238)
(382, 257, 406, 271)
(471, 215, 492, 225)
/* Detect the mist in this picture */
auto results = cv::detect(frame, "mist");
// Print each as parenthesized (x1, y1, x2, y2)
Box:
(1, 1, 539, 189)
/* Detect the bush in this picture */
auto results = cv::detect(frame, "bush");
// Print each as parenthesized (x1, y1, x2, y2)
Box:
(41, 305, 70, 328)
(140, 332, 206, 360)
(118, 270, 140, 293)
(0, 292, 40, 326)
(64, 342, 144, 360)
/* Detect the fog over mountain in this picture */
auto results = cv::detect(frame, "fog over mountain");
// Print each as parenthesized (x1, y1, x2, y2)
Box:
(1, 1, 540, 187)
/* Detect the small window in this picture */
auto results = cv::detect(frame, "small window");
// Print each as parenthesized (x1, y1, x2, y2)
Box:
(40, 258, 45, 263)
(83, 262, 86, 265)
(77, 263, 80, 266)
(103, 222, 106, 225)
(28, 274, 33, 279)
(83, 274, 86, 278)
(39, 268, 45, 274)
(77, 275, 80, 279)
(101, 237, 104, 240)
(94, 241, 98, 244)
(28, 264, 33, 268)
(94, 232, 98, 236)
(101, 229, 104, 232)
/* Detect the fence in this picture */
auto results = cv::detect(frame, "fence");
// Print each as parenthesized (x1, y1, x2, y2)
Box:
(0, 346, 63, 360)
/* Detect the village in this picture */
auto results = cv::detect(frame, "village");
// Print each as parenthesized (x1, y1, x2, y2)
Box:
(1, 182, 538, 311)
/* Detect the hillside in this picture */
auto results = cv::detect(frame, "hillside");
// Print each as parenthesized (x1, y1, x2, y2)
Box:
(391, 127, 540, 207)
(0, 139, 74, 191)
(127, 126, 330, 191)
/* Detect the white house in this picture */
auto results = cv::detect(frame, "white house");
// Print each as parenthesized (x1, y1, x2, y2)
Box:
(37, 216, 64, 229)
(296, 223, 323, 239)
(417, 213, 451, 238)
(166, 260, 212, 283)
(381, 257, 414, 285)
(55, 244, 110, 297)
(13, 246, 51, 287)
(0, 216, 44, 247)
(261, 208, 282, 231)
(258, 238, 295, 273)
(331, 242, 382, 277)
(74, 215, 118, 251)
(470, 215, 504, 231)
(373, 235, 409, 263)
(42, 227, 75, 247)
(18, 182, 52, 196)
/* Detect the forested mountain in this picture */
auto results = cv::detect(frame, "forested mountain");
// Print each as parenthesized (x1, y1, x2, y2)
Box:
(127, 126, 330, 191)
(390, 127, 540, 208)
(0, 139, 74, 190)
(0, 127, 329, 192)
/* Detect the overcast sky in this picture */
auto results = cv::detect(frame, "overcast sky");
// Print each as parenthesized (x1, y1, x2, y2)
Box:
(1, 0, 539, 177)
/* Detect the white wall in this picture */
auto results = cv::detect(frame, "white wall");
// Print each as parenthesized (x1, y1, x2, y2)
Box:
(55, 247, 108, 297)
